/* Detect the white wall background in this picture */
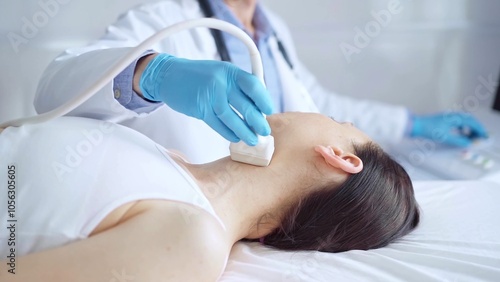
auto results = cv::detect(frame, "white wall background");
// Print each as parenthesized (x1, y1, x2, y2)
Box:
(1, 0, 500, 124)
(261, 0, 500, 113)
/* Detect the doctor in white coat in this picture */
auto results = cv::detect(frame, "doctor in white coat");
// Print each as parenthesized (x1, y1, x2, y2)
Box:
(34, 0, 487, 164)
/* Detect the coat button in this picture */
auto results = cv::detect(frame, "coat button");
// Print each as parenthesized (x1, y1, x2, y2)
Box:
(114, 89, 121, 99)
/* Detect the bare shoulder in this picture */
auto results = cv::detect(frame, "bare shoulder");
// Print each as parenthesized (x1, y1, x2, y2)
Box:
(120, 200, 231, 281)
(137, 201, 231, 280)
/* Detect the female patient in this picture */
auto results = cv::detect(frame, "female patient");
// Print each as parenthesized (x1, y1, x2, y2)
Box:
(0, 112, 419, 281)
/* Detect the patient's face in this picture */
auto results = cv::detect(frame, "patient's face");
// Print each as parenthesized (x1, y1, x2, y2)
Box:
(267, 112, 371, 152)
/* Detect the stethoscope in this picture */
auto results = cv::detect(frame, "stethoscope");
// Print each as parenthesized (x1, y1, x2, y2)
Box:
(197, 0, 294, 70)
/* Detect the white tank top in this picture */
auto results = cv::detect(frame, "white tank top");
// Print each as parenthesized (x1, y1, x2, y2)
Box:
(0, 117, 224, 258)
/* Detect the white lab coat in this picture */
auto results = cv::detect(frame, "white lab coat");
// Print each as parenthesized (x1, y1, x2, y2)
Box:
(34, 0, 409, 164)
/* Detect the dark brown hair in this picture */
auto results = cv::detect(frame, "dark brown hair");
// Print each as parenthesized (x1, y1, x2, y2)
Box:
(261, 142, 420, 253)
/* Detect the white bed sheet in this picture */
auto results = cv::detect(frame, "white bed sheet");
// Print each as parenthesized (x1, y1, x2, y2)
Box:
(221, 180, 500, 281)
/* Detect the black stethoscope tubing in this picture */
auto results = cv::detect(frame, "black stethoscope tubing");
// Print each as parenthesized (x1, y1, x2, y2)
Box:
(197, 0, 294, 70)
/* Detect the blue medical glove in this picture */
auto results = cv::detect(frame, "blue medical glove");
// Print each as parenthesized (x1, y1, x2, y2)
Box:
(140, 53, 274, 146)
(410, 112, 488, 147)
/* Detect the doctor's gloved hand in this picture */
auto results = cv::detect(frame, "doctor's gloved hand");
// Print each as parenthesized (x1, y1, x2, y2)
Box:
(137, 53, 274, 146)
(410, 112, 488, 147)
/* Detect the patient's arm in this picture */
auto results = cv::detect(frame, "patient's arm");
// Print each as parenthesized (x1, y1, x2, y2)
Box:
(0, 203, 228, 282)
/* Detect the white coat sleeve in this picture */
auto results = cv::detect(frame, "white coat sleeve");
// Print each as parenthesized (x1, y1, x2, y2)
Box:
(268, 12, 410, 145)
(34, 2, 186, 122)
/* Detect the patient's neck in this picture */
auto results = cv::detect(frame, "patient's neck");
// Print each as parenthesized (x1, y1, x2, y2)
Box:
(173, 155, 305, 243)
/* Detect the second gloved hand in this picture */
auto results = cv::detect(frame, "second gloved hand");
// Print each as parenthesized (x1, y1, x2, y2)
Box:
(410, 112, 488, 147)
(139, 53, 274, 146)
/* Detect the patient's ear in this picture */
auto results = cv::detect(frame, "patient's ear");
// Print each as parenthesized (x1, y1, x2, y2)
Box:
(314, 145, 363, 174)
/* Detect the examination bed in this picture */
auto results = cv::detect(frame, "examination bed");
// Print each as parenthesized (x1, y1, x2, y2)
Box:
(220, 180, 500, 281)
